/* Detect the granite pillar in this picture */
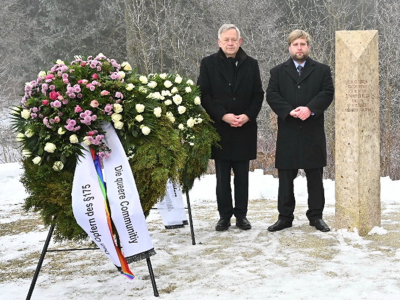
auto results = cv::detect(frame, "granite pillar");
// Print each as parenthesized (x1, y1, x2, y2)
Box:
(335, 30, 381, 236)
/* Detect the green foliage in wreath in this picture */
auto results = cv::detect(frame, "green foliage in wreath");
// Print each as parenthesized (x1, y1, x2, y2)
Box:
(20, 159, 86, 242)
(11, 54, 219, 241)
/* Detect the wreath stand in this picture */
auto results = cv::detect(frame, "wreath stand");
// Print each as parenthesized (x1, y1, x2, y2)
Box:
(185, 191, 196, 245)
(26, 217, 159, 300)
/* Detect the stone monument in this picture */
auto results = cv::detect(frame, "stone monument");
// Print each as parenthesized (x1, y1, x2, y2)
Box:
(335, 30, 380, 236)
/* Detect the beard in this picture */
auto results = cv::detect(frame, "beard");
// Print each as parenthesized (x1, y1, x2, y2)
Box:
(290, 53, 309, 63)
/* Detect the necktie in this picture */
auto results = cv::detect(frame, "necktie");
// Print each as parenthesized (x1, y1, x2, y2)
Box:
(297, 65, 303, 76)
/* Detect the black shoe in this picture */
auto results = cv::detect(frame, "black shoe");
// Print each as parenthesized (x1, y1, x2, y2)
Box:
(309, 219, 330, 232)
(267, 219, 292, 232)
(215, 218, 231, 231)
(236, 217, 252, 230)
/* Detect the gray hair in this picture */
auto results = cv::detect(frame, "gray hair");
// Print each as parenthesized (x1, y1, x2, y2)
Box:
(218, 24, 241, 39)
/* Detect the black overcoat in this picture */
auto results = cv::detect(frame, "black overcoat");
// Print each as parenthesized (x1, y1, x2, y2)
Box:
(266, 57, 334, 169)
(197, 48, 264, 161)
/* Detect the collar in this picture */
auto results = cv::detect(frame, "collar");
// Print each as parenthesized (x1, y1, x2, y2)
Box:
(293, 60, 306, 69)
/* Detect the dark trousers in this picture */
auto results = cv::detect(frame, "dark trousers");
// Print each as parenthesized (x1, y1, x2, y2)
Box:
(215, 159, 250, 219)
(277, 168, 325, 221)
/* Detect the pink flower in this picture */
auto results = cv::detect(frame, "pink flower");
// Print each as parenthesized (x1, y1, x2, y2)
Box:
(52, 100, 62, 108)
(75, 105, 83, 113)
(101, 90, 110, 96)
(87, 130, 98, 136)
(80, 62, 86, 67)
(42, 100, 49, 105)
(45, 74, 55, 80)
(92, 73, 99, 80)
(49, 91, 60, 100)
(104, 104, 113, 112)
(90, 100, 99, 108)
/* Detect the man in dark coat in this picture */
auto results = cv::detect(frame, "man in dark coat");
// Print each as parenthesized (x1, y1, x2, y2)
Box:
(198, 24, 264, 231)
(266, 29, 334, 232)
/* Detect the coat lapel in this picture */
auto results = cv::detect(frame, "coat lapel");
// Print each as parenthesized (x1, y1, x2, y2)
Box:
(284, 58, 316, 84)
(211, 48, 249, 93)
(298, 58, 316, 84)
(211, 51, 232, 85)
(284, 59, 299, 82)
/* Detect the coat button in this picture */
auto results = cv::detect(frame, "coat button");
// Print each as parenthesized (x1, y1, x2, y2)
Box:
(297, 85, 301, 89)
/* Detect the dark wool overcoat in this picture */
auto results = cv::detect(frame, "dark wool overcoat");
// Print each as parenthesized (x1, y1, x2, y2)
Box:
(197, 48, 264, 161)
(266, 57, 334, 169)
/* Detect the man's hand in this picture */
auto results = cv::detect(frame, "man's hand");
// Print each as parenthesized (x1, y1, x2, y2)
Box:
(222, 113, 249, 127)
(290, 106, 312, 121)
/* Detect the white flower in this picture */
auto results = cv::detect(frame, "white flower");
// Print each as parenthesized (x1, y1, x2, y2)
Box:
(171, 87, 179, 94)
(164, 80, 173, 88)
(118, 71, 126, 79)
(83, 136, 91, 146)
(154, 107, 162, 118)
(32, 156, 41, 165)
(56, 59, 65, 65)
(69, 134, 79, 144)
(113, 103, 123, 113)
(139, 75, 148, 84)
(160, 73, 167, 79)
(166, 112, 175, 123)
(38, 71, 47, 78)
(175, 76, 182, 84)
(135, 104, 145, 113)
(141, 126, 151, 135)
(162, 90, 172, 96)
(126, 83, 135, 91)
(135, 114, 144, 122)
(185, 86, 192, 93)
(194, 96, 201, 105)
(138, 86, 147, 94)
(114, 121, 124, 129)
(165, 100, 172, 106)
(148, 81, 157, 88)
(44, 142, 56, 153)
(53, 161, 64, 171)
(178, 124, 185, 130)
(150, 92, 163, 100)
(58, 127, 66, 135)
(195, 117, 203, 124)
(178, 106, 186, 114)
(22, 149, 32, 157)
(16, 133, 25, 142)
(25, 129, 34, 138)
(189, 142, 194, 146)
(21, 109, 30, 120)
(172, 94, 182, 105)
(111, 113, 123, 122)
(121, 61, 132, 71)
(187, 117, 196, 128)
(186, 79, 194, 85)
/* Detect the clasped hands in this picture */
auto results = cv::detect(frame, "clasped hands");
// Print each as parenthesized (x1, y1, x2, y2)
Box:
(222, 113, 249, 127)
(290, 106, 311, 121)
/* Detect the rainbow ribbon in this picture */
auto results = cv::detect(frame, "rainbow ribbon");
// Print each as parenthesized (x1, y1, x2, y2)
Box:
(91, 148, 135, 280)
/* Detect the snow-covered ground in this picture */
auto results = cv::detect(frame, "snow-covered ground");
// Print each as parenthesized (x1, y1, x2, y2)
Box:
(1, 162, 400, 300)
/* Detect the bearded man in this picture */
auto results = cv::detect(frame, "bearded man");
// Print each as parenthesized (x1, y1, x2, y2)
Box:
(266, 29, 334, 232)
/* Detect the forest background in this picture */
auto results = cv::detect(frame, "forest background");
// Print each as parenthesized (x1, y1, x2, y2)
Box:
(0, 0, 399, 180)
